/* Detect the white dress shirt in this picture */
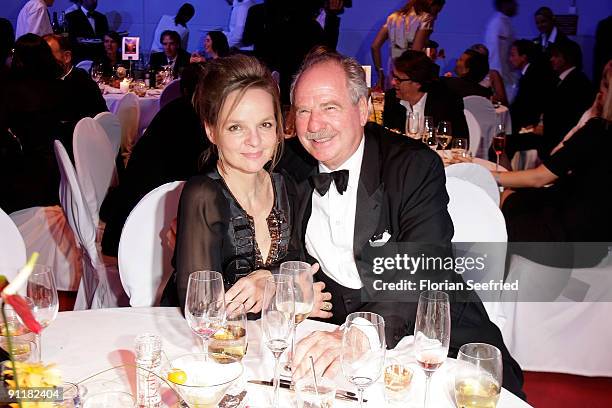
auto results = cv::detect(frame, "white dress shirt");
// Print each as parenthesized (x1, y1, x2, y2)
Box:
(306, 136, 365, 289)
(150, 15, 190, 52)
(540, 27, 558, 48)
(558, 66, 576, 82)
(81, 6, 96, 33)
(485, 11, 517, 101)
(224, 0, 254, 49)
(15, 0, 53, 38)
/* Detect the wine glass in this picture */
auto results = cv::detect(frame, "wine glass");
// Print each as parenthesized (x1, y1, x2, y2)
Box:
(27, 264, 58, 361)
(493, 123, 506, 171)
(91, 63, 103, 83)
(436, 121, 453, 157)
(184, 271, 226, 358)
(280, 261, 314, 373)
(421, 116, 434, 143)
(455, 343, 503, 408)
(405, 112, 421, 139)
(261, 274, 294, 408)
(341, 312, 386, 408)
(451, 138, 469, 159)
(414, 290, 451, 408)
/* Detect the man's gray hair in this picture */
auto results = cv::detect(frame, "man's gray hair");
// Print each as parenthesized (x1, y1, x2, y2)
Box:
(290, 50, 369, 105)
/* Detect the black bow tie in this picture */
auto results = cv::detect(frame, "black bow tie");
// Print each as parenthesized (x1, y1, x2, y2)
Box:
(310, 170, 349, 196)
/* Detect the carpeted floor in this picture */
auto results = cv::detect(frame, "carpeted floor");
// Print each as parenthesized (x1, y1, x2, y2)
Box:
(523, 371, 612, 408)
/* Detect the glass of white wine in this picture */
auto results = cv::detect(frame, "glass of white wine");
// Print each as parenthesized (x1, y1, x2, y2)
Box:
(209, 302, 247, 363)
(436, 121, 453, 157)
(455, 343, 502, 408)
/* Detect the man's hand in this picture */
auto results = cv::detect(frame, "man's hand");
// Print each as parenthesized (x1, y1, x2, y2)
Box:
(225, 269, 272, 313)
(309, 263, 333, 319)
(292, 329, 343, 381)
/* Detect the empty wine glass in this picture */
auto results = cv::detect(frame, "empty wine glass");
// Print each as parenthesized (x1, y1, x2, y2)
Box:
(406, 111, 421, 139)
(414, 290, 451, 408)
(455, 343, 503, 408)
(436, 121, 453, 157)
(493, 123, 506, 171)
(184, 271, 225, 357)
(262, 274, 294, 408)
(341, 312, 386, 408)
(421, 116, 434, 143)
(27, 264, 58, 361)
(91, 63, 103, 83)
(280, 261, 314, 373)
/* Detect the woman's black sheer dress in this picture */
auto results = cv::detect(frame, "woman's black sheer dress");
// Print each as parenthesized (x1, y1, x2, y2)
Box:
(161, 167, 296, 309)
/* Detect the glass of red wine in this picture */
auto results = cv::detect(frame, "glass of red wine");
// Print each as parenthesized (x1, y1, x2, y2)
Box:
(493, 123, 506, 171)
(414, 290, 450, 408)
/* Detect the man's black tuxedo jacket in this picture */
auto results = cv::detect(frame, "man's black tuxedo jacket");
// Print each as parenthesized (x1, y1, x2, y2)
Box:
(510, 62, 555, 134)
(382, 84, 469, 140)
(66, 8, 109, 39)
(149, 50, 191, 78)
(282, 123, 525, 399)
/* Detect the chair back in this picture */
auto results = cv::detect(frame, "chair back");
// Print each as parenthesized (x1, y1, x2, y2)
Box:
(112, 92, 141, 166)
(75, 59, 93, 73)
(159, 79, 182, 110)
(73, 118, 116, 225)
(94, 112, 122, 156)
(0, 207, 27, 291)
(463, 96, 497, 158)
(445, 162, 500, 206)
(118, 181, 185, 307)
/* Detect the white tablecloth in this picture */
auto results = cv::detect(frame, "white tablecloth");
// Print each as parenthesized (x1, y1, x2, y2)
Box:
(43, 307, 531, 407)
(103, 93, 160, 135)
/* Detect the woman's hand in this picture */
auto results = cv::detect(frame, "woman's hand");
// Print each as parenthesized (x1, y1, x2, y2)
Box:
(190, 52, 205, 64)
(309, 263, 333, 319)
(225, 269, 272, 314)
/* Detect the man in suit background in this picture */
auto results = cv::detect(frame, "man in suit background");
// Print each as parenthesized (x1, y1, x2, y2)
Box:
(383, 50, 469, 139)
(65, 0, 109, 62)
(445, 48, 493, 99)
(149, 30, 190, 78)
(284, 50, 525, 399)
(533, 7, 567, 56)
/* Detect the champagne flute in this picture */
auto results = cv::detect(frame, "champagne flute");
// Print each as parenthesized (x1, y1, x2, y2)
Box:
(341, 312, 386, 408)
(414, 290, 451, 408)
(26, 264, 59, 361)
(455, 343, 503, 408)
(262, 274, 294, 408)
(184, 271, 225, 357)
(493, 123, 506, 171)
(406, 112, 421, 139)
(280, 261, 314, 373)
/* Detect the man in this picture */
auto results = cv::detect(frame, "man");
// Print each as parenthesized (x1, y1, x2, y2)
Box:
(224, 0, 255, 50)
(65, 0, 109, 39)
(151, 3, 195, 52)
(43, 34, 107, 121)
(445, 48, 493, 99)
(533, 7, 566, 55)
(285, 50, 525, 399)
(149, 30, 190, 78)
(484, 0, 518, 102)
(15, 0, 54, 38)
(383, 50, 469, 140)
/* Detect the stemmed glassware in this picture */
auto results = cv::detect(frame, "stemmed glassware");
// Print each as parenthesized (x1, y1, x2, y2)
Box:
(414, 290, 451, 408)
(406, 112, 421, 139)
(493, 123, 506, 171)
(436, 121, 453, 156)
(455, 343, 503, 408)
(26, 264, 59, 361)
(421, 116, 434, 143)
(341, 312, 386, 408)
(184, 271, 225, 357)
(91, 63, 103, 84)
(262, 274, 294, 408)
(280, 261, 314, 373)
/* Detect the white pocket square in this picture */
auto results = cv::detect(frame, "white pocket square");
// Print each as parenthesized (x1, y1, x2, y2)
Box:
(369, 231, 391, 247)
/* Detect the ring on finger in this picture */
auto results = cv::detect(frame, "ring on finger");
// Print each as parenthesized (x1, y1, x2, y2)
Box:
(321, 301, 332, 312)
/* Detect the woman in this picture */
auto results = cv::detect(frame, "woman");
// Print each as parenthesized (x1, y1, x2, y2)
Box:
(97, 31, 122, 77)
(470, 43, 508, 106)
(371, 0, 446, 89)
(190, 31, 229, 63)
(492, 65, 612, 244)
(162, 54, 330, 317)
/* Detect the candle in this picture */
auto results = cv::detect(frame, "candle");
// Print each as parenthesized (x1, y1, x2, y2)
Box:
(120, 79, 130, 93)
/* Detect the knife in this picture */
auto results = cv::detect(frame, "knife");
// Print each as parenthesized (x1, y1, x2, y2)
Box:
(247, 379, 366, 402)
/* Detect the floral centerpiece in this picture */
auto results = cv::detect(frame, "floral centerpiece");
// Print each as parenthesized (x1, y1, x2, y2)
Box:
(0, 253, 62, 408)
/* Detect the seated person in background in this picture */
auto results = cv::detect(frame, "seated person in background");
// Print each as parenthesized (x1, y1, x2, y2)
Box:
(149, 30, 190, 78)
(100, 63, 209, 257)
(533, 6, 566, 56)
(492, 66, 612, 258)
(443, 48, 492, 99)
(151, 3, 195, 52)
(95, 31, 122, 77)
(161, 55, 329, 316)
(283, 49, 525, 398)
(189, 31, 230, 63)
(383, 50, 469, 139)
(470, 43, 508, 106)
(43, 34, 107, 121)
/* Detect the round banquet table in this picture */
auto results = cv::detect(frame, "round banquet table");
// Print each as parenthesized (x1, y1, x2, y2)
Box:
(43, 307, 532, 407)
(103, 92, 161, 135)
(437, 151, 508, 172)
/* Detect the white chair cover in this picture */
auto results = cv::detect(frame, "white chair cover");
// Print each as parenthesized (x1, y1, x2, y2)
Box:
(111, 92, 140, 166)
(54, 140, 127, 309)
(94, 112, 121, 156)
(445, 177, 507, 327)
(75, 59, 93, 73)
(464, 109, 481, 156)
(463, 96, 497, 159)
(73, 118, 116, 226)
(159, 79, 182, 110)
(0, 207, 27, 292)
(118, 181, 185, 307)
(445, 163, 500, 206)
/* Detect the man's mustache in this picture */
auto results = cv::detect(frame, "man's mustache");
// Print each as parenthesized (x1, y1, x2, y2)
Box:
(304, 128, 339, 140)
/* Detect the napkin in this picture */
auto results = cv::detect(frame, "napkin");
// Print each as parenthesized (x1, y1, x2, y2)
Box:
(147, 89, 163, 96)
(104, 86, 125, 94)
